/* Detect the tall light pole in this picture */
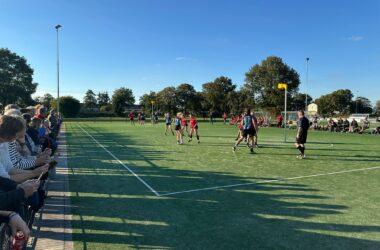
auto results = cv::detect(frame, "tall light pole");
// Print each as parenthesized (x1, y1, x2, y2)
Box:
(305, 57, 310, 110)
(55, 24, 62, 114)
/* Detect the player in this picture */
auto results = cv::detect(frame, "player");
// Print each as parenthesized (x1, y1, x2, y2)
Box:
(251, 111, 259, 147)
(164, 112, 174, 135)
(295, 110, 310, 159)
(140, 112, 146, 125)
(188, 113, 200, 143)
(233, 108, 257, 153)
(174, 113, 184, 144)
(137, 112, 142, 125)
(181, 114, 189, 137)
(129, 111, 135, 125)
(234, 114, 243, 141)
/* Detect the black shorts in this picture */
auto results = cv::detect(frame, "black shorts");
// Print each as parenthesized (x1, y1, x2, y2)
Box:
(175, 125, 181, 131)
(296, 132, 307, 144)
(191, 125, 198, 130)
(242, 128, 256, 137)
(166, 122, 171, 126)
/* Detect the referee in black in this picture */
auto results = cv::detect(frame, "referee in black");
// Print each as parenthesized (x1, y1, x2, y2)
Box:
(295, 110, 310, 159)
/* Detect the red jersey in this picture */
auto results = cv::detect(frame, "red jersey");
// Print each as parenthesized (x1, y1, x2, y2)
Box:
(129, 112, 134, 119)
(189, 117, 198, 128)
(181, 117, 187, 126)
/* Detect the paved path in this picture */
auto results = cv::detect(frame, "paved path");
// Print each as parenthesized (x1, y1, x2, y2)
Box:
(29, 130, 74, 250)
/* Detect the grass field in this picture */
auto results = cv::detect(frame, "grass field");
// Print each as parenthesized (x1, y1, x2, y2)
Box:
(64, 121, 380, 249)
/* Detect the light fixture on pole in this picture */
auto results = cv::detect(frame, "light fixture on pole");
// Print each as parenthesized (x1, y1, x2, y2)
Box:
(278, 83, 288, 142)
(305, 57, 310, 110)
(55, 24, 62, 115)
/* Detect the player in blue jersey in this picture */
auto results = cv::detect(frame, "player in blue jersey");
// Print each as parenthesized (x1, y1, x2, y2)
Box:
(233, 108, 258, 153)
(164, 112, 174, 135)
(174, 113, 184, 144)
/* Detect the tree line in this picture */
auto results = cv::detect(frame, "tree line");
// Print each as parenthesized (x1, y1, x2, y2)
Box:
(1, 47, 378, 118)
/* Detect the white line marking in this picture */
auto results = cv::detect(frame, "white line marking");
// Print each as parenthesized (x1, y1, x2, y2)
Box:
(77, 123, 160, 196)
(159, 166, 380, 197)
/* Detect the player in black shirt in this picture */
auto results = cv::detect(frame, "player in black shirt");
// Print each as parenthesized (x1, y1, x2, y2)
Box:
(295, 110, 310, 159)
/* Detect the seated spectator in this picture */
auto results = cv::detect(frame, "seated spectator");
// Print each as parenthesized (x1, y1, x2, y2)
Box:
(342, 118, 350, 132)
(27, 117, 41, 146)
(48, 109, 59, 139)
(349, 118, 359, 133)
(0, 211, 30, 240)
(34, 105, 47, 120)
(336, 117, 343, 132)
(311, 115, 318, 130)
(0, 115, 49, 183)
(0, 177, 39, 211)
(328, 118, 337, 132)
(372, 126, 380, 134)
(359, 117, 370, 134)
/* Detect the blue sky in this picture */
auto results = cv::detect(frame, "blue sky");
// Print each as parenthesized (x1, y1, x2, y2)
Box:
(0, 0, 379, 104)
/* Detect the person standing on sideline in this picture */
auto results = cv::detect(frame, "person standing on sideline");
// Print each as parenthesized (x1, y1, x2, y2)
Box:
(128, 111, 135, 125)
(209, 111, 214, 125)
(223, 112, 227, 124)
(295, 110, 310, 159)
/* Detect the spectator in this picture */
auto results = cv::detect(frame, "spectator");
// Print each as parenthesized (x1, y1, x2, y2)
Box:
(0, 211, 31, 240)
(359, 117, 370, 134)
(342, 118, 350, 132)
(349, 118, 359, 133)
(276, 114, 283, 128)
(328, 118, 337, 132)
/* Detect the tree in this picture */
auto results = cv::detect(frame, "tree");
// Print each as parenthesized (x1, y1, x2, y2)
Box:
(97, 92, 110, 107)
(0, 48, 37, 106)
(139, 91, 158, 113)
(375, 100, 380, 116)
(353, 97, 373, 114)
(243, 56, 300, 111)
(83, 89, 97, 109)
(58, 96, 80, 117)
(157, 87, 178, 113)
(111, 87, 135, 116)
(176, 83, 198, 112)
(202, 76, 236, 114)
(315, 89, 353, 115)
(290, 93, 313, 111)
(36, 93, 55, 109)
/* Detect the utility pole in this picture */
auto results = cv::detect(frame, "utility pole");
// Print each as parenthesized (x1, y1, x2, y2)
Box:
(55, 25, 62, 114)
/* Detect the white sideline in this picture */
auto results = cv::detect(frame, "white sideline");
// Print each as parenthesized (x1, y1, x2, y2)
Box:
(77, 123, 160, 196)
(159, 166, 380, 197)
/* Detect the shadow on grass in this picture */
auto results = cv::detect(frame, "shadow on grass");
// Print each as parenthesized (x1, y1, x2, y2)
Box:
(49, 123, 380, 249)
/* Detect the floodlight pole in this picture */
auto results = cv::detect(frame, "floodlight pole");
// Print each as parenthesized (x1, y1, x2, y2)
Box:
(305, 57, 310, 110)
(284, 87, 287, 143)
(55, 25, 62, 114)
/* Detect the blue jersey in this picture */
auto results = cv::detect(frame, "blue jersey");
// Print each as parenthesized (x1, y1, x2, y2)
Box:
(174, 117, 181, 126)
(165, 116, 172, 123)
(243, 115, 253, 130)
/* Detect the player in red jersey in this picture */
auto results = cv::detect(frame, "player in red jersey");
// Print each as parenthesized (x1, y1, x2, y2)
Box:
(188, 113, 200, 143)
(235, 114, 244, 140)
(129, 111, 135, 125)
(181, 114, 189, 136)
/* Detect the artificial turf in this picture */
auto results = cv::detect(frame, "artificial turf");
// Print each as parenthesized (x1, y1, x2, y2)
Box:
(64, 121, 380, 249)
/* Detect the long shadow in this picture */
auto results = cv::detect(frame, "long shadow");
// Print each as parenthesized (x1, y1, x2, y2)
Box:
(57, 122, 380, 249)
